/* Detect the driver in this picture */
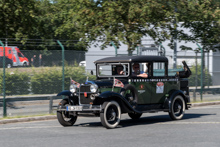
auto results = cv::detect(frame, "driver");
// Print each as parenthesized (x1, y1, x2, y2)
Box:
(132, 63, 148, 78)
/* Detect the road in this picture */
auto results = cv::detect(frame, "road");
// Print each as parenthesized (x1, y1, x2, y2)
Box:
(0, 105, 220, 147)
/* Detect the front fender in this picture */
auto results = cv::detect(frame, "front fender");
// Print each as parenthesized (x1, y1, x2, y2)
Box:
(57, 90, 72, 97)
(97, 91, 141, 114)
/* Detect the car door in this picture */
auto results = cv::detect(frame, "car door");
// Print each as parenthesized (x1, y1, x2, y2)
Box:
(150, 62, 167, 104)
(130, 78, 152, 104)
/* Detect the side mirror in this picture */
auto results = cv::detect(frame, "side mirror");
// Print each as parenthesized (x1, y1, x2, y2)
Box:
(90, 70, 93, 75)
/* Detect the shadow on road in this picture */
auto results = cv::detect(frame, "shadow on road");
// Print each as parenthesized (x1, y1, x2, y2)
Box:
(73, 113, 215, 128)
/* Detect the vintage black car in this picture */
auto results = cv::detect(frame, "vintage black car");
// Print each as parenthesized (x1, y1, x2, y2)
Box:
(56, 55, 191, 129)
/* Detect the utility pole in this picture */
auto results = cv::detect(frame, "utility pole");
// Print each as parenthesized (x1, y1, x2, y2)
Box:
(173, 0, 177, 69)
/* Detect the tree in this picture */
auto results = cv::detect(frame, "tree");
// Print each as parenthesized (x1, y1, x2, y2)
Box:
(188, 63, 212, 87)
(30, 0, 84, 50)
(0, 0, 37, 40)
(172, 0, 220, 52)
(60, 0, 177, 54)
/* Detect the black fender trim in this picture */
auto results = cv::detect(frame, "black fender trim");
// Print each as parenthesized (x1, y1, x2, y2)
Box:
(97, 91, 141, 114)
(57, 90, 79, 105)
(57, 90, 72, 97)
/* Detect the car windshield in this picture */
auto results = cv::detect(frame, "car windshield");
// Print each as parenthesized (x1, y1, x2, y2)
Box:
(18, 52, 24, 57)
(97, 63, 129, 77)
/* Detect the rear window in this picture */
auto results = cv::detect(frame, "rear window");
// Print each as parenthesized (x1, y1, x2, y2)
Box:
(153, 62, 165, 77)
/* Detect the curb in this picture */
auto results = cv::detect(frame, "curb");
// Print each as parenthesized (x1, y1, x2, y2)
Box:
(191, 101, 220, 107)
(0, 102, 220, 125)
(0, 115, 56, 124)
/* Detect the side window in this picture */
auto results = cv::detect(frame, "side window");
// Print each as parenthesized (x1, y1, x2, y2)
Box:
(132, 62, 150, 78)
(153, 62, 165, 77)
(98, 63, 129, 77)
(8, 49, 12, 54)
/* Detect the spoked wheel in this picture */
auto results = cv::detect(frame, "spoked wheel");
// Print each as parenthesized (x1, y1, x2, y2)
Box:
(169, 95, 185, 120)
(121, 84, 138, 108)
(100, 101, 121, 129)
(57, 99, 77, 126)
(128, 112, 142, 120)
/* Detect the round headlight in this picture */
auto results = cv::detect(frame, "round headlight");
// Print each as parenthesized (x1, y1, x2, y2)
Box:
(90, 84, 98, 93)
(70, 84, 77, 93)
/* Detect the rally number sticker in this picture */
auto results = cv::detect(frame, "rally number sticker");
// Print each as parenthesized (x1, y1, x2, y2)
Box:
(156, 82, 164, 93)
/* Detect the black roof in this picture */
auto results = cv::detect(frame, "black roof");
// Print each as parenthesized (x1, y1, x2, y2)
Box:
(94, 55, 168, 63)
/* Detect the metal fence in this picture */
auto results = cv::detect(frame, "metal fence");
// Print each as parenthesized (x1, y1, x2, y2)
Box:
(0, 39, 220, 118)
(0, 39, 89, 117)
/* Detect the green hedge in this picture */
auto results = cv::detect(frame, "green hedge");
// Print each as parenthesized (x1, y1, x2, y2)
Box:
(31, 66, 96, 94)
(0, 66, 96, 95)
(0, 72, 30, 95)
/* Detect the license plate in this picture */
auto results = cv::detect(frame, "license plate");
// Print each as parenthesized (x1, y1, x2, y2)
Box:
(67, 106, 83, 111)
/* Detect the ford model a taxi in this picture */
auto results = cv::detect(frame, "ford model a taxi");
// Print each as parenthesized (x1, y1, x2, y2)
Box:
(56, 55, 191, 129)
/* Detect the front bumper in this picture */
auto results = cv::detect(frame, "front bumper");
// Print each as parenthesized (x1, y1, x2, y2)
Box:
(56, 104, 102, 112)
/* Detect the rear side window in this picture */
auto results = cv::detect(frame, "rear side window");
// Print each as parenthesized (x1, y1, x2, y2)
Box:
(153, 62, 165, 77)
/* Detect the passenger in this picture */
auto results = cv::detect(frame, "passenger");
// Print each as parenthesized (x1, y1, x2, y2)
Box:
(116, 65, 124, 75)
(132, 63, 148, 78)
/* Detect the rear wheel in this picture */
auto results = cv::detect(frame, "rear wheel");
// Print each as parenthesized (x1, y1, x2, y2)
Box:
(169, 95, 185, 120)
(57, 99, 77, 126)
(100, 101, 121, 129)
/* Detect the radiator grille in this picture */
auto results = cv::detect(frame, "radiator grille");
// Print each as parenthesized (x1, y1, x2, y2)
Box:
(80, 85, 90, 92)
(80, 85, 92, 104)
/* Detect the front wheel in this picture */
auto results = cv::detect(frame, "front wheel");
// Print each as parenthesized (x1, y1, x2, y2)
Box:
(57, 99, 77, 126)
(100, 101, 121, 129)
(169, 95, 185, 120)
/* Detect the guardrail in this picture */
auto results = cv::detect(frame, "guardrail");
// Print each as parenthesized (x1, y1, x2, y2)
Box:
(190, 86, 220, 95)
(0, 94, 61, 115)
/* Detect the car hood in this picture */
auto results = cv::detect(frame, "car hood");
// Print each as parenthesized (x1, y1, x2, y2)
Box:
(86, 79, 128, 88)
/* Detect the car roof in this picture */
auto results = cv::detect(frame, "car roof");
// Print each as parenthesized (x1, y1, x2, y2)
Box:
(94, 55, 168, 63)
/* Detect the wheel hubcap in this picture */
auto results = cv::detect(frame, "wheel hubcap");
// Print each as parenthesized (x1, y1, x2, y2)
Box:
(174, 100, 183, 115)
(108, 109, 116, 121)
(106, 106, 118, 124)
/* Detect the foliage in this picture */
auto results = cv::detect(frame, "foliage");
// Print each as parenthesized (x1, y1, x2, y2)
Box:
(62, 0, 176, 54)
(0, 66, 96, 95)
(0, 72, 30, 95)
(30, 66, 96, 94)
(0, 0, 219, 52)
(173, 0, 220, 51)
(0, 0, 37, 39)
(188, 64, 212, 87)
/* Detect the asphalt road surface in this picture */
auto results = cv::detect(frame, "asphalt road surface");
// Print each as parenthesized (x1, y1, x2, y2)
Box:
(0, 105, 220, 147)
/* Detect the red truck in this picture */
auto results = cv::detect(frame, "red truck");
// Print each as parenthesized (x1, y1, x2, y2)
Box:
(0, 46, 29, 67)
